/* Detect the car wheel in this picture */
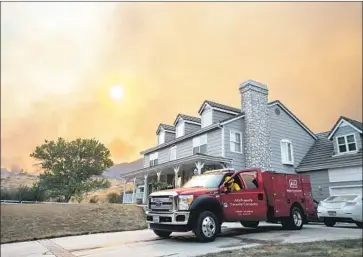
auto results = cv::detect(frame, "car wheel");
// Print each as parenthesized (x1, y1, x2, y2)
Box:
(355, 222, 363, 229)
(241, 221, 259, 228)
(281, 207, 304, 230)
(193, 211, 220, 242)
(153, 230, 172, 238)
(324, 218, 336, 227)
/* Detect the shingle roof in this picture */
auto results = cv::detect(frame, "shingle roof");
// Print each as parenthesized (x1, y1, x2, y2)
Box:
(160, 124, 175, 131)
(156, 124, 175, 134)
(179, 114, 201, 123)
(296, 131, 363, 172)
(198, 100, 242, 114)
(173, 114, 201, 126)
(142, 123, 221, 154)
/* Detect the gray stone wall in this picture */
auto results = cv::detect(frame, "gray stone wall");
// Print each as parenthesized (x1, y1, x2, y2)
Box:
(239, 80, 271, 170)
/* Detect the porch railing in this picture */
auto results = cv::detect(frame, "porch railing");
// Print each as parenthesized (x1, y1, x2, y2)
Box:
(123, 192, 144, 204)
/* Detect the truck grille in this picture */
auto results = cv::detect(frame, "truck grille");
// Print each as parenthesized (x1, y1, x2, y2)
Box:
(149, 196, 174, 212)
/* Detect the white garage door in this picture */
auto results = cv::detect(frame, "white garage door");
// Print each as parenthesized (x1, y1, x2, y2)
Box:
(328, 166, 362, 182)
(330, 185, 363, 196)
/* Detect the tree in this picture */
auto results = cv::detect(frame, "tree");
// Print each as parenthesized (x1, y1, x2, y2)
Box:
(30, 137, 113, 202)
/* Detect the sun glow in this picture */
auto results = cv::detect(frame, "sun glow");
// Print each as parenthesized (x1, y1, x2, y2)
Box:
(109, 85, 124, 100)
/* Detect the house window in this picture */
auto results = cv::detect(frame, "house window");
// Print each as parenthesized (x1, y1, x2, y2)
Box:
(336, 134, 357, 154)
(230, 130, 242, 153)
(193, 134, 207, 154)
(201, 108, 213, 128)
(280, 139, 294, 165)
(176, 121, 185, 138)
(149, 152, 158, 167)
(158, 130, 165, 145)
(170, 146, 177, 161)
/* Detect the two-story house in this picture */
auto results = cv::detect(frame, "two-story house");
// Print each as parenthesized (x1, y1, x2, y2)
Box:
(121, 80, 362, 204)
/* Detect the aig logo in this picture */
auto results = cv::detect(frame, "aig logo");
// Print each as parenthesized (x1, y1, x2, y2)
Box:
(289, 179, 298, 188)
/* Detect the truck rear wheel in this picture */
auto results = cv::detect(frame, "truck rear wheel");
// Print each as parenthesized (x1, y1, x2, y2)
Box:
(355, 222, 363, 228)
(193, 211, 220, 242)
(281, 207, 304, 230)
(153, 230, 172, 238)
(241, 221, 259, 228)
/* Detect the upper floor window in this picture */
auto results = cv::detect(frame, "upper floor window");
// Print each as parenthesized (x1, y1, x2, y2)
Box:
(193, 134, 207, 154)
(201, 108, 213, 128)
(149, 152, 158, 167)
(170, 146, 177, 161)
(176, 121, 185, 138)
(158, 130, 165, 145)
(280, 139, 294, 165)
(336, 134, 357, 154)
(230, 130, 242, 153)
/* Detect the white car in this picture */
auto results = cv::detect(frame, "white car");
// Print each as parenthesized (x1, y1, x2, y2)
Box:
(317, 194, 362, 228)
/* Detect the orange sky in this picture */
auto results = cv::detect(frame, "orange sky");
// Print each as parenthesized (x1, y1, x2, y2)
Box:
(1, 2, 362, 173)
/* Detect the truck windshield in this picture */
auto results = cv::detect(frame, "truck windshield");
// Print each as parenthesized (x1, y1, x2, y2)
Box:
(182, 174, 224, 188)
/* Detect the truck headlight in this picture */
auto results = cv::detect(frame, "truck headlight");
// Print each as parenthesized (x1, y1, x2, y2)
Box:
(178, 195, 194, 210)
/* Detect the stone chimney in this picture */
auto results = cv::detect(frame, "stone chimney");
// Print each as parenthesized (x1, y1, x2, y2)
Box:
(239, 80, 271, 170)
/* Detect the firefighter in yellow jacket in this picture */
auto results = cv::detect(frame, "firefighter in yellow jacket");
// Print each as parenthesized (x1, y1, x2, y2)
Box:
(224, 176, 241, 192)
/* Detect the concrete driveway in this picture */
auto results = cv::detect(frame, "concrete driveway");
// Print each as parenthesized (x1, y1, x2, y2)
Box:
(1, 223, 362, 257)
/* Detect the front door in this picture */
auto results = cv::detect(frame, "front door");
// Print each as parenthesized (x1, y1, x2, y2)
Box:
(220, 173, 267, 221)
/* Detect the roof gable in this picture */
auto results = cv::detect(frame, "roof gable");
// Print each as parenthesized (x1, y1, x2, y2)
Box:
(156, 124, 175, 135)
(198, 100, 241, 115)
(268, 100, 317, 140)
(173, 114, 201, 126)
(327, 116, 363, 140)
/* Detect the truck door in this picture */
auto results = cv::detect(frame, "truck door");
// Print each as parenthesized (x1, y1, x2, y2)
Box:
(220, 171, 267, 221)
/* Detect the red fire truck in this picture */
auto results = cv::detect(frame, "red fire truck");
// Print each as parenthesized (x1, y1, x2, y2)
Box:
(146, 168, 316, 242)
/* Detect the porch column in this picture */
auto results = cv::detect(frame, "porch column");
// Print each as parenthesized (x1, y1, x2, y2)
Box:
(195, 161, 205, 175)
(122, 178, 127, 204)
(173, 165, 180, 188)
(156, 169, 162, 181)
(143, 174, 148, 205)
(132, 177, 137, 203)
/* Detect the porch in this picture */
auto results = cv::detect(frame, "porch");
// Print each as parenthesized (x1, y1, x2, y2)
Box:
(121, 154, 233, 204)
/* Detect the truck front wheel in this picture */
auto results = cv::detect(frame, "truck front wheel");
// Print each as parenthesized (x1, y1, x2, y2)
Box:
(193, 211, 220, 242)
(153, 230, 172, 238)
(281, 207, 304, 230)
(241, 221, 259, 228)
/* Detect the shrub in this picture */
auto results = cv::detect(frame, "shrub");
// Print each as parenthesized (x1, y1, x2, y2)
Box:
(0, 183, 48, 202)
(151, 181, 172, 191)
(89, 195, 99, 204)
(0, 188, 16, 200)
(107, 192, 121, 203)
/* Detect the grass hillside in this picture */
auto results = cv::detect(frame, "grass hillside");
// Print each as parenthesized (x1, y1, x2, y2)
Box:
(1, 173, 135, 203)
(0, 173, 38, 189)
